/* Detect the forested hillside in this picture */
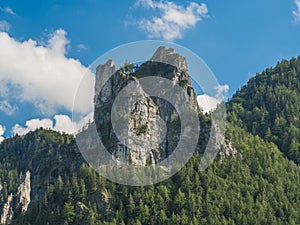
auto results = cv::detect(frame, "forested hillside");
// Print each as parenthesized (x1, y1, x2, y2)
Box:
(0, 125, 299, 224)
(1, 56, 300, 224)
(228, 56, 300, 163)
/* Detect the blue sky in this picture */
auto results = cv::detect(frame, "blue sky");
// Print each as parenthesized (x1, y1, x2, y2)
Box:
(0, 0, 300, 140)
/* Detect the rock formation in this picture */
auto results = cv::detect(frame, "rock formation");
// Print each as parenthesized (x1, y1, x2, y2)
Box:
(0, 171, 31, 224)
(94, 46, 200, 166)
(0, 194, 13, 224)
(16, 171, 31, 214)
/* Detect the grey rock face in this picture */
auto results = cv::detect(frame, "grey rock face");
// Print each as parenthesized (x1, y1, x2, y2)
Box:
(219, 139, 240, 158)
(94, 46, 200, 166)
(150, 46, 188, 72)
(0, 171, 31, 224)
(0, 134, 85, 224)
(16, 171, 31, 214)
(0, 194, 13, 224)
(94, 59, 117, 108)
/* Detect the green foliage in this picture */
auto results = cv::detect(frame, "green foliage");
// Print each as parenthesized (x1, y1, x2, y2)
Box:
(2, 56, 300, 224)
(3, 125, 300, 225)
(178, 79, 189, 88)
(61, 202, 75, 224)
(134, 124, 148, 135)
(228, 56, 300, 163)
(119, 61, 138, 77)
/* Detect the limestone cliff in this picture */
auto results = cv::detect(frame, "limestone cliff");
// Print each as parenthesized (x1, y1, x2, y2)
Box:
(0, 194, 13, 224)
(16, 171, 31, 214)
(94, 46, 200, 166)
(0, 171, 31, 224)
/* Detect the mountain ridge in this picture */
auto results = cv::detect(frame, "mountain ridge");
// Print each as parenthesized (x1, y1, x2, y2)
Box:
(0, 51, 299, 224)
(228, 56, 300, 164)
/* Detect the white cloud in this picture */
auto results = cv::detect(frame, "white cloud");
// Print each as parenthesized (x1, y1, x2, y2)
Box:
(0, 30, 95, 115)
(76, 44, 87, 52)
(53, 113, 93, 134)
(0, 21, 10, 32)
(197, 94, 220, 114)
(293, 0, 300, 23)
(12, 113, 93, 136)
(0, 125, 5, 143)
(0, 100, 18, 115)
(0, 7, 15, 15)
(215, 84, 229, 101)
(134, 0, 208, 41)
(47, 29, 70, 55)
(13, 118, 53, 136)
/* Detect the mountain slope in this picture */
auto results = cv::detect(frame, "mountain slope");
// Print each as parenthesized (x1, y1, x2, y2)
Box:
(0, 51, 300, 224)
(0, 124, 299, 224)
(228, 56, 300, 163)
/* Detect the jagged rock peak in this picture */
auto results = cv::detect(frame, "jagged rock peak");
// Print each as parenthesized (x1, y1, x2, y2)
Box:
(150, 46, 188, 72)
(94, 59, 117, 105)
(96, 59, 115, 71)
(93, 46, 200, 166)
(17, 171, 31, 214)
(95, 59, 117, 84)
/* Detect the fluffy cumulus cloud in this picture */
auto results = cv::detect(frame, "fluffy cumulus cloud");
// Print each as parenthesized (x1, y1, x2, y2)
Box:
(0, 125, 5, 143)
(53, 113, 93, 134)
(134, 0, 208, 41)
(12, 113, 93, 136)
(293, 0, 300, 23)
(0, 29, 94, 116)
(13, 118, 53, 136)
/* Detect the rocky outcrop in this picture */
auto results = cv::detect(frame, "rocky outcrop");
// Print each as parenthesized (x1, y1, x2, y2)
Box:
(75, 202, 88, 214)
(25, 134, 83, 202)
(16, 171, 31, 214)
(88, 189, 114, 221)
(0, 130, 84, 224)
(95, 190, 110, 215)
(94, 59, 117, 109)
(219, 139, 239, 158)
(1, 194, 13, 224)
(112, 91, 167, 166)
(150, 46, 188, 72)
(0, 171, 31, 224)
(94, 47, 200, 166)
(210, 121, 240, 159)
